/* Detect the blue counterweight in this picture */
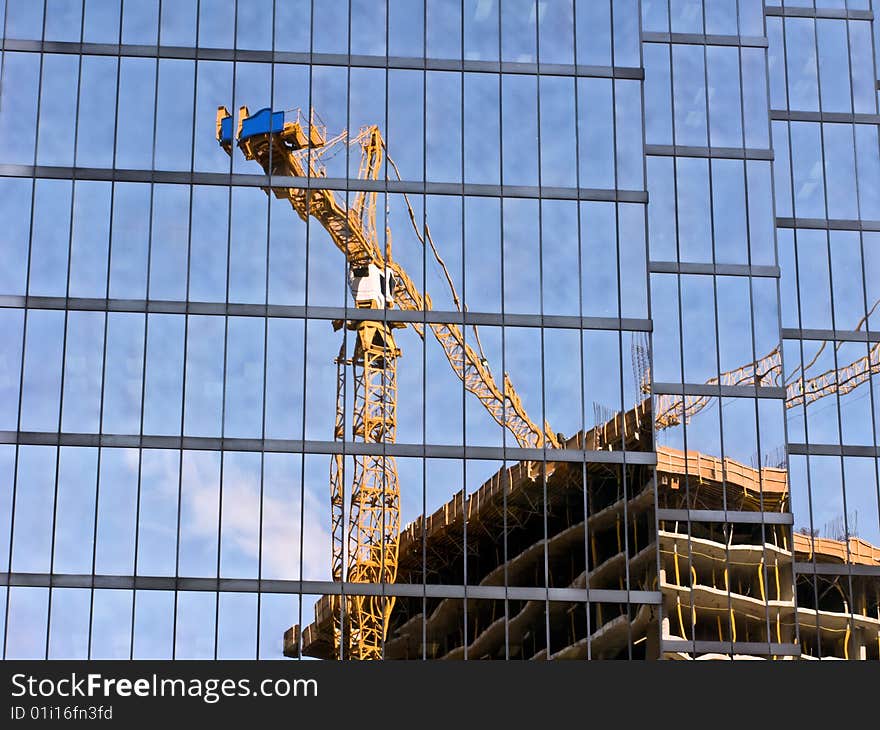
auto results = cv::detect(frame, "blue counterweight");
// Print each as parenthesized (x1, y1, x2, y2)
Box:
(239, 108, 285, 140)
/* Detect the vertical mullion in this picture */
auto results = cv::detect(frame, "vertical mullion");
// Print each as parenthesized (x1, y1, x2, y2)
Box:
(130, 0, 164, 661)
(336, 0, 357, 662)
(295, 0, 317, 661)
(534, 0, 551, 661)
(663, 0, 699, 659)
(1, 0, 35, 660)
(740, 24, 776, 655)
(609, 0, 635, 660)
(834, 11, 867, 659)
(642, 0, 663, 662)
(496, 0, 510, 663)
(810, 6, 856, 661)
(857, 0, 880, 582)
(336, 0, 352, 663)
(87, 0, 125, 661)
(740, 0, 777, 655)
(701, 0, 738, 656)
(421, 0, 429, 661)
(380, 0, 390, 663)
(214, 0, 237, 661)
(255, 0, 277, 662)
(761, 0, 801, 658)
(778, 8, 823, 658)
(170, 0, 201, 660)
(459, 0, 467, 661)
(45, 0, 84, 660)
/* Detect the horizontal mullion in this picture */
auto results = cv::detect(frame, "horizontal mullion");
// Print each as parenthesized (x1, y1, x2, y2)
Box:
(0, 572, 662, 604)
(641, 31, 768, 48)
(782, 328, 880, 343)
(652, 382, 786, 399)
(764, 6, 873, 21)
(656, 508, 794, 525)
(0, 164, 647, 203)
(776, 217, 880, 231)
(794, 562, 880, 578)
(0, 430, 658, 465)
(770, 109, 880, 125)
(649, 261, 780, 278)
(787, 444, 880, 458)
(661, 639, 800, 656)
(646, 144, 772, 160)
(0, 295, 653, 332)
(0, 38, 643, 79)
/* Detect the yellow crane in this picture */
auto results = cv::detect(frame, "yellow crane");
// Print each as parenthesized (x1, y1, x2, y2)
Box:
(217, 105, 880, 659)
(217, 106, 559, 660)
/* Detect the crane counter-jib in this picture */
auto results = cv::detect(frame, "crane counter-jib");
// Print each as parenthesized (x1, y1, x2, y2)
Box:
(219, 106, 384, 268)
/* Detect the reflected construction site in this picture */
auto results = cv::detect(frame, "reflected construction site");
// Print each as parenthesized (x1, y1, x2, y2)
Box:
(289, 395, 880, 661)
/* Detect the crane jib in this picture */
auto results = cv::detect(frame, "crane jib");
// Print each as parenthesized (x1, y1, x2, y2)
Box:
(215, 103, 552, 449)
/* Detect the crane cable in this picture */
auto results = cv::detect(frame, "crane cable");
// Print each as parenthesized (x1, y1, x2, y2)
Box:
(293, 122, 486, 370)
(384, 152, 490, 365)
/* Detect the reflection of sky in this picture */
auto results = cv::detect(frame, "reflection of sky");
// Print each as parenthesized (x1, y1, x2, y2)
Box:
(2, 1, 645, 65)
(0, 1, 637, 658)
(789, 454, 880, 549)
(2, 0, 879, 658)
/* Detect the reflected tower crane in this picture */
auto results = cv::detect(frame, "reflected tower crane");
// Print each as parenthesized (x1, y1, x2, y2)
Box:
(217, 105, 880, 659)
(217, 105, 559, 660)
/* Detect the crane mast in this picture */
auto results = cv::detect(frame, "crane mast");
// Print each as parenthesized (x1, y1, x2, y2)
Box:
(219, 106, 399, 659)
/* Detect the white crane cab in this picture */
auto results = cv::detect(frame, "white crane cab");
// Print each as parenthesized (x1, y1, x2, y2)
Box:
(349, 264, 396, 309)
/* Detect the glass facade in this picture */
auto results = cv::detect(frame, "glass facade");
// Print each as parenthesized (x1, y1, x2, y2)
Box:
(0, 0, 876, 660)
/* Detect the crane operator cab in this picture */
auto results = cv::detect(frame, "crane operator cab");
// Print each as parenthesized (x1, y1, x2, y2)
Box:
(349, 264, 396, 309)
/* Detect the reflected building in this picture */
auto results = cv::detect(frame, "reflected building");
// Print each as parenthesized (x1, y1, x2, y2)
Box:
(0, 1, 878, 661)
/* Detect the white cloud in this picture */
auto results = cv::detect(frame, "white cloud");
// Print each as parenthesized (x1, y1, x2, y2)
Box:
(125, 448, 331, 580)
(186, 455, 329, 580)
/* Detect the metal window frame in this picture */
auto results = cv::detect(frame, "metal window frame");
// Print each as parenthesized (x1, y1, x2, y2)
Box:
(0, 163, 649, 202)
(0, 37, 646, 79)
(0, 430, 660, 465)
(641, 32, 769, 49)
(0, 572, 663, 605)
(0, 295, 654, 332)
